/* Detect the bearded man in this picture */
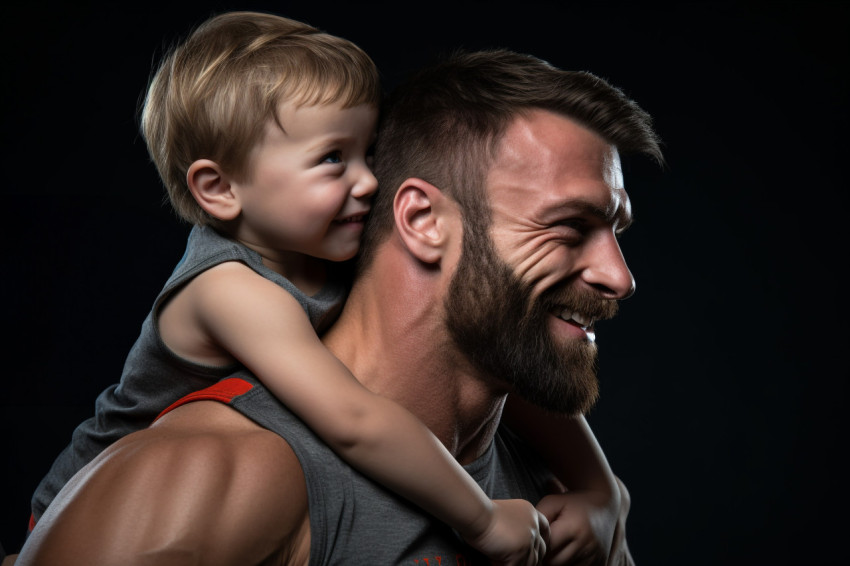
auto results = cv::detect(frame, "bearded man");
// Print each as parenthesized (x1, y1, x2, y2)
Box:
(17, 48, 661, 565)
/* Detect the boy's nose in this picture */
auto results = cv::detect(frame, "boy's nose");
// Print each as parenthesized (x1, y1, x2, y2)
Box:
(351, 166, 378, 198)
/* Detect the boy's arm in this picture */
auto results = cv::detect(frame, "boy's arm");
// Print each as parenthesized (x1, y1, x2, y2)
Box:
(185, 263, 548, 563)
(16, 400, 311, 566)
(503, 395, 629, 565)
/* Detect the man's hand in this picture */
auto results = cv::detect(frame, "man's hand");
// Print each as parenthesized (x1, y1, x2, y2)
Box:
(536, 477, 634, 566)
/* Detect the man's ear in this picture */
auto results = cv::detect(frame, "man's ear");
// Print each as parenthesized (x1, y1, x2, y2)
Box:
(186, 159, 241, 221)
(393, 178, 458, 264)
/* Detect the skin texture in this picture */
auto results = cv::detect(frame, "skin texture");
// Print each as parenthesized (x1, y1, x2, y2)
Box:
(487, 111, 633, 304)
(17, 111, 636, 566)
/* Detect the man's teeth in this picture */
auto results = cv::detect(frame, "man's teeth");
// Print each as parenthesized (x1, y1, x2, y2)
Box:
(559, 309, 591, 328)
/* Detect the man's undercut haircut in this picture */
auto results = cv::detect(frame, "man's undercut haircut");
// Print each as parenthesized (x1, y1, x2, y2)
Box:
(141, 11, 382, 225)
(360, 48, 663, 272)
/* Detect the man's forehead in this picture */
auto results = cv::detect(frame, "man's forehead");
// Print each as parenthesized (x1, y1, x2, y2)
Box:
(493, 112, 619, 177)
(488, 110, 630, 222)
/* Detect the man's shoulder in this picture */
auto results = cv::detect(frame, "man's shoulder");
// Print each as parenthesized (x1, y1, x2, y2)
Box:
(148, 398, 307, 481)
(20, 400, 310, 566)
(136, 399, 311, 531)
(145, 401, 312, 562)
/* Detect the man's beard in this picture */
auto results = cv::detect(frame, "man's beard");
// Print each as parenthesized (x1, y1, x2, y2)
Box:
(444, 226, 618, 416)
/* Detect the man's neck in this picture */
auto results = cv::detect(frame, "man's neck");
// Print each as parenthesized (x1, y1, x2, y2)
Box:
(322, 255, 507, 464)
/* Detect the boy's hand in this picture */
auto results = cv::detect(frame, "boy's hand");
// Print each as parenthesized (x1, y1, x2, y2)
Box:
(536, 478, 633, 566)
(466, 498, 550, 566)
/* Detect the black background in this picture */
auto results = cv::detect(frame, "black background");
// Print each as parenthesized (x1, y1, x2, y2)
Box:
(1, 1, 847, 563)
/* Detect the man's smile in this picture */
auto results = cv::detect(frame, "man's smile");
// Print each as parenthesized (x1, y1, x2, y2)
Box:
(550, 307, 597, 342)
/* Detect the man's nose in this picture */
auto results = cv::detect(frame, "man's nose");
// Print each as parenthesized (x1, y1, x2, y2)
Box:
(581, 232, 635, 299)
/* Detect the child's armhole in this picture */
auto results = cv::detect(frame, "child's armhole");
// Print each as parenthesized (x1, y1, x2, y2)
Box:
(189, 261, 374, 436)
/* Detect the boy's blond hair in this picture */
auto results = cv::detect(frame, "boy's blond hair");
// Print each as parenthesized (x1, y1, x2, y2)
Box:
(141, 11, 382, 225)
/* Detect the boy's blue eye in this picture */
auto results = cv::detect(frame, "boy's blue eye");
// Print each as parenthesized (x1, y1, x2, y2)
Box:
(322, 151, 343, 164)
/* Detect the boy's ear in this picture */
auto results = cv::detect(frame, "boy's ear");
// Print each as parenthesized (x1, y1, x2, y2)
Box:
(393, 178, 460, 264)
(186, 159, 241, 221)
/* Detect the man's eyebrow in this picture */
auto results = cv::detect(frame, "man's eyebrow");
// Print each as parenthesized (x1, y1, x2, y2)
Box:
(546, 198, 633, 228)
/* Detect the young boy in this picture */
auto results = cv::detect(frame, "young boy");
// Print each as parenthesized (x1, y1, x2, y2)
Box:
(29, 11, 621, 564)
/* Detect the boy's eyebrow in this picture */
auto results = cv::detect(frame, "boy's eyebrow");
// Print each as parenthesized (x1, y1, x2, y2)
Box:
(306, 133, 355, 150)
(307, 131, 376, 153)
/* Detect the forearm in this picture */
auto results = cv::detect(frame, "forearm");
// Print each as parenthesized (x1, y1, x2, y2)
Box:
(323, 392, 495, 540)
(608, 476, 635, 566)
(503, 394, 617, 495)
(504, 396, 631, 565)
(251, 333, 495, 540)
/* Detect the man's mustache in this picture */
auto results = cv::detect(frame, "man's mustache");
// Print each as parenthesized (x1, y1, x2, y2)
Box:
(540, 285, 620, 322)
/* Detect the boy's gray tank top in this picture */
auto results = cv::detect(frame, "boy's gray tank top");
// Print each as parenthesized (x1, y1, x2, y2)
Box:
(212, 373, 557, 565)
(30, 225, 346, 525)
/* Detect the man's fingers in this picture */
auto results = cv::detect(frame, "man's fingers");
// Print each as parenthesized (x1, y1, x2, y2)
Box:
(536, 493, 566, 522)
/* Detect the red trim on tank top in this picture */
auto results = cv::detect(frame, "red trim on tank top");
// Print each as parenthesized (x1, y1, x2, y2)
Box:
(155, 377, 254, 421)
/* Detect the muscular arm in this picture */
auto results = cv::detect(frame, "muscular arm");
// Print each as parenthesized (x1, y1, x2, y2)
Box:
(503, 396, 617, 495)
(504, 395, 633, 565)
(16, 401, 310, 566)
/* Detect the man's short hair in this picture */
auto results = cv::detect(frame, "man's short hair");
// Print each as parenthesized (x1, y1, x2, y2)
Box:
(359, 48, 662, 271)
(141, 11, 382, 225)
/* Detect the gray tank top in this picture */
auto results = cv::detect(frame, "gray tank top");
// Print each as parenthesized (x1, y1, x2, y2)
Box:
(215, 373, 557, 565)
(30, 226, 346, 525)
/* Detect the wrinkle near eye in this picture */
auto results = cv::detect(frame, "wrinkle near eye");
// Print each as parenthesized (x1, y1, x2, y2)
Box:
(499, 230, 567, 284)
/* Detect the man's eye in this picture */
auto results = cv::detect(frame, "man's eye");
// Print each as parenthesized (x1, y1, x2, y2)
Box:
(553, 219, 590, 243)
(555, 219, 585, 231)
(322, 151, 343, 164)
